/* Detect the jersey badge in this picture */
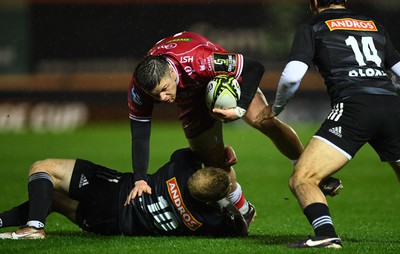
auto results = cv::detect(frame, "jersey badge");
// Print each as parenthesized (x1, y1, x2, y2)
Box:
(213, 53, 237, 74)
(130, 87, 143, 106)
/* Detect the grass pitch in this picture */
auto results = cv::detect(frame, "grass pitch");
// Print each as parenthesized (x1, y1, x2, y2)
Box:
(0, 121, 399, 253)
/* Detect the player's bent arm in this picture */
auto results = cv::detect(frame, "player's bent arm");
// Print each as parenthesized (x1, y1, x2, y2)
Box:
(130, 119, 151, 182)
(272, 60, 308, 116)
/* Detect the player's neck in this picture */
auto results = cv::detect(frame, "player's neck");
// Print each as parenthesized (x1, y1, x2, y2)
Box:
(318, 5, 346, 13)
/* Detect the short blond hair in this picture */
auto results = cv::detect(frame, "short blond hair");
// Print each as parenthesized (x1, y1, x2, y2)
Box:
(187, 167, 231, 203)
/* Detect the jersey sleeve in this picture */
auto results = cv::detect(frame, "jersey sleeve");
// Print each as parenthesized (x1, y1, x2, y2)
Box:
(288, 23, 315, 67)
(127, 76, 154, 122)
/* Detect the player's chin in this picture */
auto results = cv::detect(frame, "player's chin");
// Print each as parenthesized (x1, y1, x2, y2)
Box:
(163, 98, 175, 103)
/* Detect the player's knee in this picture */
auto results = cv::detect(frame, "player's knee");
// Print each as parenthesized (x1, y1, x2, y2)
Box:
(289, 168, 319, 192)
(289, 172, 305, 193)
(29, 159, 56, 176)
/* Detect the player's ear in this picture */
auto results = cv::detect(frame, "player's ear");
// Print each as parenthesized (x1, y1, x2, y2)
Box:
(309, 0, 317, 14)
(168, 64, 175, 79)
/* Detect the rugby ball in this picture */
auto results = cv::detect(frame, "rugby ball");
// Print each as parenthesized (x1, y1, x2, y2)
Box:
(205, 75, 241, 110)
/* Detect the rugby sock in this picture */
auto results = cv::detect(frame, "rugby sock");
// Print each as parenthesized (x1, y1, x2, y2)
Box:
(303, 202, 338, 238)
(227, 183, 249, 215)
(27, 172, 54, 229)
(0, 201, 29, 228)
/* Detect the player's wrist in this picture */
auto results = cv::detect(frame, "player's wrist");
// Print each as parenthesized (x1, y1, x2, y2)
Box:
(271, 104, 284, 116)
(234, 106, 246, 118)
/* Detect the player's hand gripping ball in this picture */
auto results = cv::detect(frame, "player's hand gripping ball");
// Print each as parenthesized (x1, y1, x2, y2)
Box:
(205, 75, 241, 110)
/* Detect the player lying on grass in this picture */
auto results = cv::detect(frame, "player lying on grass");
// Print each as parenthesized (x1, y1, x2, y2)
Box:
(0, 146, 249, 239)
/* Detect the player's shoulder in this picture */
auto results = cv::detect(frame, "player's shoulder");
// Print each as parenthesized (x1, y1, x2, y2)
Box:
(155, 31, 208, 45)
(170, 148, 196, 162)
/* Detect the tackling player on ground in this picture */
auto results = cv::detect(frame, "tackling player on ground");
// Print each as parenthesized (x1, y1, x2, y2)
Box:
(271, 0, 400, 248)
(0, 146, 249, 239)
(128, 31, 342, 223)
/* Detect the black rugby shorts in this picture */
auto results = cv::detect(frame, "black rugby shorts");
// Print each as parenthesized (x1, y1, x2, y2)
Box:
(69, 159, 122, 235)
(315, 94, 400, 162)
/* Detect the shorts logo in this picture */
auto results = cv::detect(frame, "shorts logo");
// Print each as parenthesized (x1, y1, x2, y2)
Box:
(327, 103, 344, 122)
(79, 173, 89, 188)
(167, 177, 202, 231)
(325, 18, 378, 32)
(329, 126, 343, 138)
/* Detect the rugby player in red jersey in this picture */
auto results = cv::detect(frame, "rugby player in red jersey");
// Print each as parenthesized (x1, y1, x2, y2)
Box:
(128, 31, 342, 225)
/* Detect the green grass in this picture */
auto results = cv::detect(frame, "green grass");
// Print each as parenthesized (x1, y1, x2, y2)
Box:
(0, 121, 399, 253)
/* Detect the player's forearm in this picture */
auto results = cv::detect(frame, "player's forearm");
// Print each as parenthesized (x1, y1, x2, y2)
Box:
(130, 119, 151, 181)
(272, 60, 308, 115)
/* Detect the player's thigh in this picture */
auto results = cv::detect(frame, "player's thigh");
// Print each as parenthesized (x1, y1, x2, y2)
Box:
(294, 137, 349, 183)
(52, 191, 79, 223)
(187, 121, 226, 167)
(188, 120, 223, 151)
(30, 159, 76, 194)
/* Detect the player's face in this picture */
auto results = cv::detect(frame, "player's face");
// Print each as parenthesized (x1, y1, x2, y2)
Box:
(148, 67, 177, 103)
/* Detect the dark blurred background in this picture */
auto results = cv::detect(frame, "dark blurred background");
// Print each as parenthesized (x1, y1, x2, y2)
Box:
(0, 0, 399, 132)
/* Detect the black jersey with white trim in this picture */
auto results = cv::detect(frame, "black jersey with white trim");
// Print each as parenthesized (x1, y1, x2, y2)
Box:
(118, 148, 240, 236)
(289, 8, 400, 104)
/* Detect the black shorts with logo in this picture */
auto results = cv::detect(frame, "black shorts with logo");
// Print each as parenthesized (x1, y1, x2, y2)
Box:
(315, 94, 400, 162)
(69, 159, 123, 235)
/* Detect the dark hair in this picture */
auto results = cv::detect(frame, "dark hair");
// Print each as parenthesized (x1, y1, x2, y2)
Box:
(187, 167, 231, 203)
(134, 55, 170, 92)
(311, 0, 346, 8)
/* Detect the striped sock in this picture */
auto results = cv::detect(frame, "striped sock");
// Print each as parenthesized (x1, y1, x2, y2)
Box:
(27, 172, 54, 228)
(304, 202, 338, 237)
(227, 183, 249, 215)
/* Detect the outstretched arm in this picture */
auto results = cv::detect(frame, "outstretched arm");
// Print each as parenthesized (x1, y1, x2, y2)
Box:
(125, 119, 152, 205)
(272, 60, 308, 116)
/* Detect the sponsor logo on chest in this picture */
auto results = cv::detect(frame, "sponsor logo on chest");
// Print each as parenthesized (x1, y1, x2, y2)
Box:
(166, 177, 202, 231)
(325, 18, 378, 32)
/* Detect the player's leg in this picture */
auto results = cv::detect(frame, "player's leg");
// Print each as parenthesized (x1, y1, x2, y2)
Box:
(25, 159, 75, 226)
(0, 159, 75, 239)
(290, 138, 348, 207)
(287, 137, 348, 248)
(243, 89, 343, 196)
(0, 202, 29, 229)
(243, 89, 303, 161)
(51, 191, 79, 223)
